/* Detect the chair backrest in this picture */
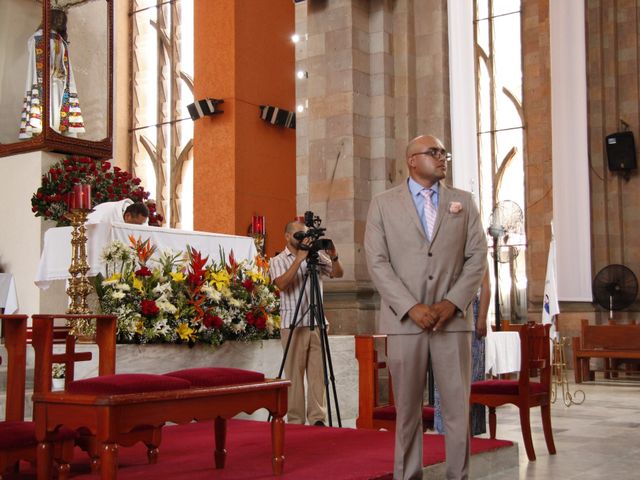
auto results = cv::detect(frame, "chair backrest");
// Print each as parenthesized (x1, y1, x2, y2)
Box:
(354, 335, 394, 428)
(518, 321, 551, 391)
(31, 314, 116, 394)
(26, 324, 93, 389)
(0, 314, 28, 422)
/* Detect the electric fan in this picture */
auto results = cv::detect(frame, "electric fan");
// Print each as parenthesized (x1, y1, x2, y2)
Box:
(592, 264, 638, 319)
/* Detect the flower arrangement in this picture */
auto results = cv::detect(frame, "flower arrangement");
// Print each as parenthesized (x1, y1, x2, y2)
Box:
(93, 236, 280, 347)
(31, 156, 150, 226)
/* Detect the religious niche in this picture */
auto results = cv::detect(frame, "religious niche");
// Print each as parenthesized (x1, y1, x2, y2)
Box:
(0, 0, 113, 159)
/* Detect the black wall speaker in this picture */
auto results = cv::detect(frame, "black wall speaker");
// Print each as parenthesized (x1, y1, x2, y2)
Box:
(187, 98, 224, 120)
(605, 131, 637, 171)
(259, 105, 296, 129)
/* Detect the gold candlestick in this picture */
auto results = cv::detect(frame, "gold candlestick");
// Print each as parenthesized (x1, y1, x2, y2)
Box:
(64, 209, 92, 314)
(551, 336, 585, 406)
(253, 233, 265, 256)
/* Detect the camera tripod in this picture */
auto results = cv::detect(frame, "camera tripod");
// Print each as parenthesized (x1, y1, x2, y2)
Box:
(276, 250, 342, 427)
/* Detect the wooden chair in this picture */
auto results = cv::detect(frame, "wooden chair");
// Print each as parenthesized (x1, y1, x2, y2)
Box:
(0, 314, 74, 477)
(470, 321, 556, 461)
(355, 335, 434, 431)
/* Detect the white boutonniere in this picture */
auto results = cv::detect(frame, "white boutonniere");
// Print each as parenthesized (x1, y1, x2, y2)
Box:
(449, 201, 463, 214)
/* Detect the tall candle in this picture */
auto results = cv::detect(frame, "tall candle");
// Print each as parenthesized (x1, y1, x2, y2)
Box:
(81, 184, 91, 209)
(72, 184, 83, 209)
(252, 215, 265, 235)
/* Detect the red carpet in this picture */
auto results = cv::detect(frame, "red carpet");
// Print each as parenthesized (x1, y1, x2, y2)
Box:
(16, 420, 511, 479)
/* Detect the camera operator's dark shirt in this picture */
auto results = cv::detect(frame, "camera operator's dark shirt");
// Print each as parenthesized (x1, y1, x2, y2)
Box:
(269, 247, 332, 328)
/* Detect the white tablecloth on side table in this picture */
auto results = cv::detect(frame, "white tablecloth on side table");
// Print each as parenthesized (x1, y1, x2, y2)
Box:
(35, 222, 257, 289)
(485, 330, 521, 375)
(0, 273, 18, 313)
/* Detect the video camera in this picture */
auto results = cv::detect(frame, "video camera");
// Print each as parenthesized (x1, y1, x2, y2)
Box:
(293, 211, 334, 252)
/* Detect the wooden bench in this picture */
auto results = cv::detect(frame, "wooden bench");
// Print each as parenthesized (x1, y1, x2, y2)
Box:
(572, 319, 640, 383)
(30, 314, 290, 479)
(33, 378, 289, 480)
(355, 335, 434, 431)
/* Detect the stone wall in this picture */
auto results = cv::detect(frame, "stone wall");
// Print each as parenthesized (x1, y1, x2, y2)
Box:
(295, 0, 450, 334)
(585, 0, 640, 325)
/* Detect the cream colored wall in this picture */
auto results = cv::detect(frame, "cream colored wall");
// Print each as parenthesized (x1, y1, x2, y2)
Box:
(0, 152, 63, 316)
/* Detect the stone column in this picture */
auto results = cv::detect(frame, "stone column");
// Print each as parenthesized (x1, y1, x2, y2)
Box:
(522, 0, 553, 308)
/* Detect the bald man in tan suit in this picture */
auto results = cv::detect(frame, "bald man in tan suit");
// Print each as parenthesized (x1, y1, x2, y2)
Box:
(365, 135, 487, 480)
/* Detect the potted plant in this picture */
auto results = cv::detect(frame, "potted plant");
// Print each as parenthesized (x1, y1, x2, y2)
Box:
(52, 363, 66, 390)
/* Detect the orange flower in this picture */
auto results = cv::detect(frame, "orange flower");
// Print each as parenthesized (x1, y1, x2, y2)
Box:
(128, 235, 156, 264)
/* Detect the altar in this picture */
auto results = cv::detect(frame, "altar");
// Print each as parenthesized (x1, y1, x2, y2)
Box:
(35, 222, 257, 289)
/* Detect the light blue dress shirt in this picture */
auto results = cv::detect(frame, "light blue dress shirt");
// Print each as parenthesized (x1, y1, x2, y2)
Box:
(407, 177, 439, 237)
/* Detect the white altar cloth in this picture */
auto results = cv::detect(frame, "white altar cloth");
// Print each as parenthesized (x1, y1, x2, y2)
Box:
(0, 273, 19, 313)
(485, 330, 521, 375)
(35, 222, 257, 289)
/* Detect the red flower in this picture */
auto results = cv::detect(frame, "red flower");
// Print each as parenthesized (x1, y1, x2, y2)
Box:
(242, 279, 255, 292)
(31, 156, 151, 225)
(140, 299, 159, 316)
(135, 266, 152, 277)
(255, 314, 267, 330)
(246, 310, 267, 329)
(204, 313, 223, 329)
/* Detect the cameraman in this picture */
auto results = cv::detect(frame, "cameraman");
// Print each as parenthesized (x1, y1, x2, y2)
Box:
(269, 220, 343, 426)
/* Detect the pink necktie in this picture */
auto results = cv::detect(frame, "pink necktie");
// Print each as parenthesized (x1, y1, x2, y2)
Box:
(421, 188, 437, 241)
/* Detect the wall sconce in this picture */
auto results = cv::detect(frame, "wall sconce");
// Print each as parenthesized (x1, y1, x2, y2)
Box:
(250, 215, 266, 256)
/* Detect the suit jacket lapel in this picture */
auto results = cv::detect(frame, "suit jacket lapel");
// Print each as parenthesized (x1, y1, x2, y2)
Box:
(398, 184, 427, 241)
(431, 182, 450, 243)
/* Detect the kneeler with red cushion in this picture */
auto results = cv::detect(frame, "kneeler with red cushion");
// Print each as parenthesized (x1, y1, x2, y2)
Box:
(34, 367, 289, 479)
(60, 372, 248, 472)
(65, 373, 192, 471)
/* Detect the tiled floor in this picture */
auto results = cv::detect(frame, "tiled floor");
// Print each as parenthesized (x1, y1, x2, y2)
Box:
(475, 378, 640, 479)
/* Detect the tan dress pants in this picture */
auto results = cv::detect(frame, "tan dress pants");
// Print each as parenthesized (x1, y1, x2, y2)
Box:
(388, 330, 472, 480)
(280, 327, 327, 424)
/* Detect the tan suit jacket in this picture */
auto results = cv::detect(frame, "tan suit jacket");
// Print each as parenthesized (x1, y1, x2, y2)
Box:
(365, 180, 487, 333)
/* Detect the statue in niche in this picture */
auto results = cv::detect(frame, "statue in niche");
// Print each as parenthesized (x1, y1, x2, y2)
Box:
(19, 8, 85, 139)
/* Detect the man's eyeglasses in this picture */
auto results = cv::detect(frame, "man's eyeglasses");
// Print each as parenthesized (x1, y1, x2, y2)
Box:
(411, 148, 451, 160)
